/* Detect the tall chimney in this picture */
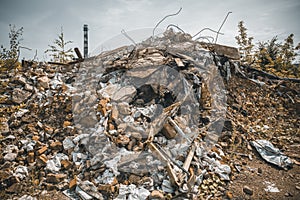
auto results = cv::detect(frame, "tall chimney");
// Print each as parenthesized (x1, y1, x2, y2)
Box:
(83, 24, 88, 58)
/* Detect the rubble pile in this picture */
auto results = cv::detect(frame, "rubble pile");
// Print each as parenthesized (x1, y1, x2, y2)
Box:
(0, 29, 299, 199)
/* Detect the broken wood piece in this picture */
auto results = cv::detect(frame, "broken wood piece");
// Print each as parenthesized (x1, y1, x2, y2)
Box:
(175, 58, 184, 67)
(166, 162, 181, 186)
(167, 117, 191, 143)
(74, 47, 83, 60)
(183, 143, 196, 171)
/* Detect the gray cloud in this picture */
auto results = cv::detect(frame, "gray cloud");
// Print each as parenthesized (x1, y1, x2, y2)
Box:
(1, 0, 299, 60)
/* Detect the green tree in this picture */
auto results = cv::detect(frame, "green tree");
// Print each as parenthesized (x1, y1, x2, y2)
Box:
(45, 27, 74, 63)
(0, 24, 24, 69)
(280, 34, 296, 68)
(235, 21, 254, 65)
(256, 37, 280, 70)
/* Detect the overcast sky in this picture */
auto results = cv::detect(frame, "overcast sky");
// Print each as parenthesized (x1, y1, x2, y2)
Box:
(0, 0, 299, 60)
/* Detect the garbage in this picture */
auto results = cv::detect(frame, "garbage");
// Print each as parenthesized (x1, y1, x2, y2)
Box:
(115, 184, 150, 200)
(0, 26, 299, 200)
(263, 181, 280, 193)
(250, 140, 293, 169)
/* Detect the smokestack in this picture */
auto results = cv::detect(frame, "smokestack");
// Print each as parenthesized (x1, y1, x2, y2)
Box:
(83, 24, 88, 58)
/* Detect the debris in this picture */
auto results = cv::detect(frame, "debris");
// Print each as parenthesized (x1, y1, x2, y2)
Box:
(250, 140, 293, 169)
(264, 181, 280, 193)
(243, 185, 253, 195)
(0, 27, 298, 200)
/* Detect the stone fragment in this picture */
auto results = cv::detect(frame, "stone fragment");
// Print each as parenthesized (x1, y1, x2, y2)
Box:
(50, 141, 63, 151)
(174, 58, 184, 67)
(117, 102, 131, 115)
(63, 138, 75, 150)
(12, 88, 31, 104)
(46, 173, 67, 184)
(111, 104, 119, 121)
(37, 146, 48, 155)
(63, 121, 71, 128)
(78, 180, 104, 200)
(14, 75, 27, 85)
(117, 135, 130, 146)
(0, 117, 10, 134)
(24, 83, 33, 91)
(38, 76, 50, 89)
(111, 85, 136, 103)
(37, 154, 48, 165)
(161, 122, 177, 139)
(61, 159, 72, 169)
(28, 152, 35, 163)
(150, 190, 164, 199)
(4, 152, 17, 161)
(69, 177, 77, 190)
(243, 185, 253, 195)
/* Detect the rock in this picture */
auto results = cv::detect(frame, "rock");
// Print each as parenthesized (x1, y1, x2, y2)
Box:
(46, 173, 67, 184)
(38, 76, 50, 89)
(37, 146, 48, 155)
(161, 122, 177, 139)
(99, 84, 121, 99)
(37, 154, 48, 165)
(296, 185, 300, 190)
(0, 117, 10, 134)
(63, 121, 72, 128)
(78, 180, 104, 200)
(13, 75, 27, 85)
(27, 152, 35, 163)
(62, 138, 75, 150)
(24, 83, 33, 91)
(243, 185, 253, 195)
(4, 152, 17, 161)
(116, 135, 130, 146)
(12, 88, 31, 104)
(150, 190, 165, 199)
(111, 104, 119, 121)
(111, 85, 136, 103)
(225, 191, 233, 199)
(117, 102, 131, 115)
(61, 159, 72, 169)
(50, 141, 63, 151)
(69, 177, 77, 190)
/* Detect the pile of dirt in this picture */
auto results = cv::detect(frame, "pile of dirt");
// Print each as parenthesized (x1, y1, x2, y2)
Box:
(0, 30, 299, 199)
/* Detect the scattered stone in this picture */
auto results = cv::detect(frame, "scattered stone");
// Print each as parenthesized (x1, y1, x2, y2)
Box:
(37, 76, 50, 89)
(111, 85, 136, 103)
(0, 117, 10, 134)
(27, 152, 35, 163)
(50, 141, 63, 150)
(37, 154, 48, 165)
(4, 152, 17, 161)
(69, 177, 77, 190)
(161, 122, 177, 139)
(243, 185, 253, 195)
(150, 190, 165, 199)
(46, 173, 67, 184)
(61, 159, 72, 169)
(37, 146, 48, 155)
(12, 88, 31, 104)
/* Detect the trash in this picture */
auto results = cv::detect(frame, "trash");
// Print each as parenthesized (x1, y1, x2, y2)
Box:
(14, 165, 28, 180)
(0, 24, 299, 200)
(115, 184, 150, 200)
(250, 140, 293, 169)
(264, 181, 280, 192)
(77, 180, 104, 200)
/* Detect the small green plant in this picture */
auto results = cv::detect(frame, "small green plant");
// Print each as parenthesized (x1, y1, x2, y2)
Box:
(235, 21, 254, 65)
(45, 27, 74, 63)
(235, 21, 299, 78)
(0, 24, 24, 70)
